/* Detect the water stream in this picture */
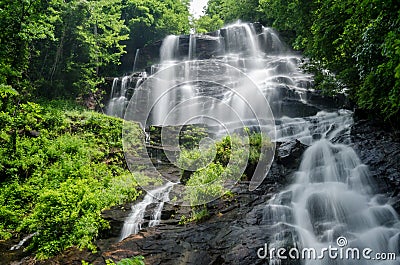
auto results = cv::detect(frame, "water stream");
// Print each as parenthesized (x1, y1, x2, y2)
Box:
(119, 182, 174, 241)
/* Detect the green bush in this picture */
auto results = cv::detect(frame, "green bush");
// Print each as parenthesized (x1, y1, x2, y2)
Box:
(0, 100, 143, 259)
(178, 131, 272, 206)
(186, 162, 226, 206)
(82, 255, 145, 265)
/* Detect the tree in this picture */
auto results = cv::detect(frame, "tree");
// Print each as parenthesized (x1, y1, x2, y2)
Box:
(74, 0, 129, 94)
(205, 0, 261, 23)
(258, 0, 400, 120)
(193, 15, 224, 33)
(0, 0, 57, 96)
(120, 0, 191, 70)
(28, 0, 129, 99)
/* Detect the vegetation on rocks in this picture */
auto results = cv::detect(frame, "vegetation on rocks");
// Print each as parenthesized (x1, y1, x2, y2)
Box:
(177, 131, 272, 207)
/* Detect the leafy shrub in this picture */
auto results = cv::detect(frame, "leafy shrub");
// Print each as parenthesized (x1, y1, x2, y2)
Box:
(0, 100, 143, 259)
(186, 162, 226, 206)
(82, 256, 145, 265)
(178, 207, 210, 224)
(178, 131, 272, 206)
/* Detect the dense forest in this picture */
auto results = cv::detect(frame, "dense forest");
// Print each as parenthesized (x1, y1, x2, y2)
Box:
(1, 0, 399, 120)
(0, 0, 191, 260)
(0, 0, 399, 262)
(0, 0, 191, 100)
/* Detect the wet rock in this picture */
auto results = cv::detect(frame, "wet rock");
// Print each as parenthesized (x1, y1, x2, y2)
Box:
(100, 203, 133, 239)
(178, 35, 225, 59)
(351, 119, 400, 214)
(15, 138, 305, 265)
(277, 140, 306, 168)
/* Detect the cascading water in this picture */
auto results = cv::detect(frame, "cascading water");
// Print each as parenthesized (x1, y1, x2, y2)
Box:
(106, 72, 147, 118)
(160, 35, 179, 63)
(266, 111, 400, 264)
(150, 35, 180, 125)
(119, 182, 174, 241)
(115, 22, 399, 264)
(107, 76, 130, 117)
(10, 232, 38, 251)
(223, 23, 260, 56)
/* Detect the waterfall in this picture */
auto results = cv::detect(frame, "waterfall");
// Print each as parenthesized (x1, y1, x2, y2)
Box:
(262, 26, 285, 54)
(223, 22, 260, 57)
(106, 72, 148, 118)
(10, 232, 38, 251)
(117, 22, 400, 262)
(119, 182, 174, 241)
(149, 35, 180, 125)
(160, 35, 179, 62)
(106, 76, 130, 117)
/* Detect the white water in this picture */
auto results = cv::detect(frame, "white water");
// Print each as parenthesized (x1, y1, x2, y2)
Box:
(119, 182, 174, 241)
(107, 76, 130, 117)
(160, 35, 179, 62)
(189, 34, 197, 60)
(106, 72, 147, 118)
(10, 232, 38, 251)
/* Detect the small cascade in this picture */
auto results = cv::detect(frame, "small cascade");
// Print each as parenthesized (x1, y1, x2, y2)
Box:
(149, 35, 181, 125)
(106, 72, 147, 118)
(119, 182, 174, 241)
(188, 34, 197, 60)
(110, 78, 118, 100)
(107, 76, 130, 117)
(135, 72, 147, 89)
(10, 232, 38, 251)
(261, 26, 285, 54)
(223, 22, 260, 57)
(160, 35, 179, 63)
(132, 48, 140, 72)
